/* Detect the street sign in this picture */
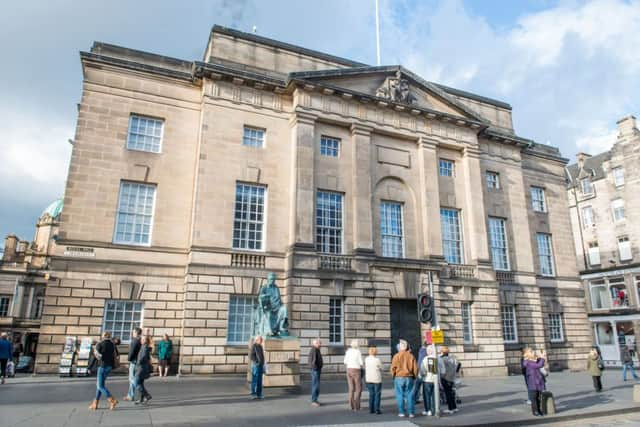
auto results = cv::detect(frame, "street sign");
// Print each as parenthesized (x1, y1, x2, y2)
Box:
(431, 329, 444, 344)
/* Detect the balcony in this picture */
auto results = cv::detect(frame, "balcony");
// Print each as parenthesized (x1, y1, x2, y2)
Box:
(230, 253, 266, 269)
(496, 271, 516, 285)
(441, 264, 476, 280)
(319, 255, 353, 271)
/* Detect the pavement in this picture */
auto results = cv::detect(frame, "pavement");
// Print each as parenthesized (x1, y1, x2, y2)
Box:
(1, 370, 640, 426)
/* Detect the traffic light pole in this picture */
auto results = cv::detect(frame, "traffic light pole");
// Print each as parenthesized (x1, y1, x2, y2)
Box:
(428, 271, 441, 418)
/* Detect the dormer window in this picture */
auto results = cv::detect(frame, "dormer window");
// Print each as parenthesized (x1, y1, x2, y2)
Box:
(581, 178, 594, 196)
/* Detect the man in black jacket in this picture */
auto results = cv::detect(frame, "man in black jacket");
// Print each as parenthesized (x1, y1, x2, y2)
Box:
(308, 338, 323, 406)
(125, 327, 142, 401)
(249, 336, 265, 399)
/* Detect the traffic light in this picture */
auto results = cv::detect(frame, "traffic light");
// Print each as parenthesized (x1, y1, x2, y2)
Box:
(417, 293, 433, 323)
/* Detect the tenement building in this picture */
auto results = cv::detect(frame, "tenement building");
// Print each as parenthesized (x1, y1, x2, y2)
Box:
(567, 116, 640, 367)
(35, 26, 591, 375)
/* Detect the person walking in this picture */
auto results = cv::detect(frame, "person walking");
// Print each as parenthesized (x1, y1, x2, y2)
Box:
(308, 338, 323, 407)
(134, 335, 153, 404)
(390, 339, 418, 418)
(249, 336, 265, 399)
(419, 344, 437, 416)
(412, 338, 428, 405)
(89, 332, 118, 410)
(522, 347, 547, 416)
(0, 332, 13, 385)
(587, 347, 603, 392)
(365, 345, 383, 414)
(157, 334, 173, 377)
(439, 346, 459, 414)
(344, 339, 364, 411)
(124, 328, 142, 401)
(621, 346, 638, 381)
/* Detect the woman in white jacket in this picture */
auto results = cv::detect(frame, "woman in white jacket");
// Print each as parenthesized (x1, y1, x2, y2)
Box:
(344, 339, 364, 410)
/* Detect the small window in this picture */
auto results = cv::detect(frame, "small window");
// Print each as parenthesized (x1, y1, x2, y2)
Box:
(618, 236, 632, 261)
(581, 206, 595, 229)
(329, 297, 343, 345)
(0, 297, 10, 317)
(590, 280, 608, 310)
(501, 305, 518, 343)
(113, 181, 156, 246)
(242, 126, 265, 148)
(613, 167, 625, 187)
(462, 302, 473, 344)
(581, 178, 594, 196)
(102, 300, 144, 344)
(549, 313, 564, 343)
(127, 115, 164, 153)
(380, 201, 404, 258)
(488, 217, 510, 271)
(536, 233, 555, 277)
(320, 136, 340, 157)
(227, 295, 257, 345)
(530, 187, 547, 212)
(612, 199, 625, 222)
(486, 171, 500, 189)
(588, 242, 600, 266)
(439, 159, 454, 177)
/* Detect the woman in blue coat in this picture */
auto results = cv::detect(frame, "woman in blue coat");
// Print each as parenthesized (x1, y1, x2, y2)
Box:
(522, 348, 547, 417)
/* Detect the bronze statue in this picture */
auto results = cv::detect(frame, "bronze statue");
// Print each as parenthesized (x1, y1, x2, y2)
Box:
(253, 272, 289, 337)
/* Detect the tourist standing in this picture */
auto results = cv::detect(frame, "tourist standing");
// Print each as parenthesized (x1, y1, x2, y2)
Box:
(365, 345, 383, 414)
(0, 333, 12, 385)
(249, 336, 265, 399)
(621, 346, 638, 381)
(157, 334, 173, 377)
(134, 335, 153, 404)
(412, 339, 428, 404)
(520, 347, 531, 404)
(419, 345, 437, 416)
(587, 347, 603, 392)
(89, 332, 118, 410)
(344, 339, 364, 411)
(390, 339, 418, 418)
(125, 328, 142, 401)
(439, 346, 459, 414)
(308, 338, 323, 407)
(523, 347, 547, 416)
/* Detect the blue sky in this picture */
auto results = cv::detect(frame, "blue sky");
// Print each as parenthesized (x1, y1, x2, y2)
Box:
(1, 0, 639, 243)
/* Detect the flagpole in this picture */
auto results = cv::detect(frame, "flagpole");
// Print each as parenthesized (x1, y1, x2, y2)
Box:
(375, 0, 381, 65)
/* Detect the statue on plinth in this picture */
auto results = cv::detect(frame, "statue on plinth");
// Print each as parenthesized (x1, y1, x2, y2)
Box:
(253, 272, 289, 338)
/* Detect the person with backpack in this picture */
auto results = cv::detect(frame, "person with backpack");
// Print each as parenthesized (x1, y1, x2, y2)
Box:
(89, 331, 118, 411)
(134, 335, 153, 404)
(523, 347, 546, 416)
(418, 344, 437, 416)
(438, 346, 458, 414)
(412, 338, 428, 405)
(587, 347, 603, 392)
(0, 332, 13, 385)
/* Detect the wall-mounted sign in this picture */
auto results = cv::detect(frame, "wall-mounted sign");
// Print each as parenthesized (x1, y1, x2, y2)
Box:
(64, 246, 95, 257)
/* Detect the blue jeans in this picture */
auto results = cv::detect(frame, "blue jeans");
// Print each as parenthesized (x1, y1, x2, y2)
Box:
(95, 366, 112, 400)
(311, 369, 321, 402)
(623, 363, 639, 380)
(128, 362, 137, 398)
(251, 364, 264, 397)
(367, 382, 381, 412)
(394, 377, 415, 415)
(422, 381, 435, 413)
(412, 376, 423, 402)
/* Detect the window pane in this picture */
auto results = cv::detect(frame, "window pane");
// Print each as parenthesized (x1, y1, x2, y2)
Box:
(242, 126, 265, 148)
(439, 159, 454, 177)
(127, 115, 163, 153)
(316, 191, 343, 254)
(113, 182, 156, 245)
(102, 299, 144, 343)
(320, 136, 340, 157)
(380, 201, 404, 257)
(440, 208, 463, 264)
(536, 233, 555, 276)
(227, 296, 257, 344)
(232, 184, 266, 250)
(462, 302, 473, 344)
(501, 305, 517, 343)
(488, 217, 509, 270)
(329, 297, 343, 344)
(530, 187, 546, 212)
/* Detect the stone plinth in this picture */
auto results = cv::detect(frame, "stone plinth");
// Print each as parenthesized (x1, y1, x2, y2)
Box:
(247, 337, 300, 387)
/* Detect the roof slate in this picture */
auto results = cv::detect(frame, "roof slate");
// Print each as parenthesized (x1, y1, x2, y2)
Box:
(566, 151, 611, 184)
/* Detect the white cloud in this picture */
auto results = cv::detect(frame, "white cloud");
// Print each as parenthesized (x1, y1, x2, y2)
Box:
(575, 125, 619, 154)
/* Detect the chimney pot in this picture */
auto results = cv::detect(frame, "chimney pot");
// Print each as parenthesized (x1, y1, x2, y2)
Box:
(616, 115, 637, 138)
(3, 235, 18, 262)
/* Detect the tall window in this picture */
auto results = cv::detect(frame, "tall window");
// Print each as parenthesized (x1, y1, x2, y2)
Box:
(439, 159, 454, 177)
(102, 300, 143, 343)
(618, 236, 632, 261)
(536, 233, 555, 276)
(242, 126, 265, 148)
(581, 206, 595, 229)
(549, 313, 564, 343)
(320, 136, 340, 157)
(530, 187, 547, 212)
(462, 302, 473, 344)
(227, 296, 257, 345)
(113, 181, 156, 245)
(316, 191, 343, 254)
(613, 167, 625, 187)
(232, 184, 266, 251)
(486, 171, 500, 189)
(488, 217, 509, 271)
(0, 297, 9, 317)
(501, 305, 518, 343)
(127, 115, 163, 153)
(329, 297, 343, 345)
(590, 280, 609, 309)
(612, 199, 625, 222)
(441, 208, 463, 264)
(380, 201, 404, 258)
(581, 178, 594, 196)
(588, 242, 600, 266)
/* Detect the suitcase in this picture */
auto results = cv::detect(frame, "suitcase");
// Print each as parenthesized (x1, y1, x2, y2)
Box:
(540, 390, 556, 415)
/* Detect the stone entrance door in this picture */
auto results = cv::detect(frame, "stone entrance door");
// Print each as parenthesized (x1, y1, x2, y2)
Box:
(390, 299, 421, 360)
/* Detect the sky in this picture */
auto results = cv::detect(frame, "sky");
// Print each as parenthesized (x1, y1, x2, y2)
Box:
(1, 0, 639, 243)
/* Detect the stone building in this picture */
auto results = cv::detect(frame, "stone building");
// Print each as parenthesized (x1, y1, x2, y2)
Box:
(567, 116, 640, 366)
(35, 25, 591, 375)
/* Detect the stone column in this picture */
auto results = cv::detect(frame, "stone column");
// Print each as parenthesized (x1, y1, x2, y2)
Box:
(11, 281, 24, 318)
(350, 124, 374, 254)
(25, 286, 35, 319)
(417, 138, 443, 258)
(462, 146, 490, 264)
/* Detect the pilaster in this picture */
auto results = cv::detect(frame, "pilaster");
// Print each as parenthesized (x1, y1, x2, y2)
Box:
(418, 138, 443, 258)
(350, 124, 374, 253)
(462, 146, 490, 263)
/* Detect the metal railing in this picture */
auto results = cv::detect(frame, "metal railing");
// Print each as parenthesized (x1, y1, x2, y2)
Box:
(496, 270, 515, 285)
(319, 255, 353, 271)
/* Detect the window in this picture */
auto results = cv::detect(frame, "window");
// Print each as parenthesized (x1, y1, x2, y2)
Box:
(227, 295, 257, 345)
(581, 206, 595, 229)
(113, 181, 156, 246)
(316, 191, 343, 254)
(581, 178, 594, 196)
(618, 236, 632, 261)
(102, 300, 143, 343)
(439, 159, 454, 177)
(232, 183, 266, 251)
(488, 217, 510, 271)
(530, 187, 547, 212)
(0, 297, 9, 317)
(609, 277, 628, 308)
(34, 297, 44, 319)
(485, 171, 500, 189)
(329, 297, 343, 345)
(462, 302, 473, 344)
(127, 115, 163, 153)
(380, 201, 404, 258)
(588, 242, 600, 266)
(548, 313, 564, 343)
(441, 208, 463, 264)
(320, 136, 340, 157)
(501, 305, 518, 343)
(613, 167, 625, 187)
(612, 199, 625, 222)
(590, 280, 608, 310)
(536, 233, 555, 276)
(242, 126, 265, 148)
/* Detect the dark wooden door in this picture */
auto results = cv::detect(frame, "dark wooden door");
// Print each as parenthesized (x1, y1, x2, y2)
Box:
(390, 299, 421, 360)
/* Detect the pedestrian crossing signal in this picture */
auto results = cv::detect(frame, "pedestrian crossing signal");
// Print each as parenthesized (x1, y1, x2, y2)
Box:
(417, 293, 433, 323)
